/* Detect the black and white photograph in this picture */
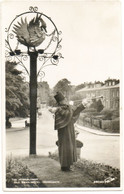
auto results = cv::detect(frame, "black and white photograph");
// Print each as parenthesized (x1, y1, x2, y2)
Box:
(0, 0, 123, 192)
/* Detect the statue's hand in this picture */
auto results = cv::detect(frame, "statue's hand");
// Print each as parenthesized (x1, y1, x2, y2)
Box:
(48, 107, 58, 113)
(69, 101, 74, 106)
(82, 98, 92, 108)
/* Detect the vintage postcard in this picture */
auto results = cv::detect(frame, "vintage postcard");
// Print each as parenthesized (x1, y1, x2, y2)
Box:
(0, 0, 123, 192)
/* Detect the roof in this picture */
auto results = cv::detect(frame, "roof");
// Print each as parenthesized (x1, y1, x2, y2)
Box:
(76, 83, 120, 93)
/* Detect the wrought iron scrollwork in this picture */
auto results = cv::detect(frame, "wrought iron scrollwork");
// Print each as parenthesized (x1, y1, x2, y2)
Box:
(29, 6, 38, 12)
(39, 71, 45, 79)
(5, 6, 63, 79)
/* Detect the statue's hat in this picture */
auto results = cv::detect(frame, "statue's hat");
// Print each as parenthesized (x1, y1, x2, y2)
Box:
(54, 92, 65, 103)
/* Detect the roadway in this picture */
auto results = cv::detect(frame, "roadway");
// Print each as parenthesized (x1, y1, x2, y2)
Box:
(6, 108, 120, 169)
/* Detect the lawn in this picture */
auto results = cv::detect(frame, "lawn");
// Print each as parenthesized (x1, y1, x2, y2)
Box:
(6, 154, 120, 188)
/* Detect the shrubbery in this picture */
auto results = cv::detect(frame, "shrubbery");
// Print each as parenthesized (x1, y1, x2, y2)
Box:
(49, 152, 120, 187)
(78, 108, 120, 133)
(6, 156, 46, 188)
(6, 61, 30, 128)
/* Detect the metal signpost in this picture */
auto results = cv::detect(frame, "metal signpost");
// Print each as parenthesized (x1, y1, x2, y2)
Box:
(5, 6, 63, 155)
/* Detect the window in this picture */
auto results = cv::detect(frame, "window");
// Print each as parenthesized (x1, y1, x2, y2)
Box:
(109, 82, 111, 86)
(112, 81, 115, 86)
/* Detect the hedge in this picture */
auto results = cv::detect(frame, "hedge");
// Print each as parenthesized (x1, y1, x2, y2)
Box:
(78, 115, 120, 133)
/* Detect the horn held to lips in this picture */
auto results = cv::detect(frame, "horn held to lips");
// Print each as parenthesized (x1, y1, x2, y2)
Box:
(72, 96, 104, 102)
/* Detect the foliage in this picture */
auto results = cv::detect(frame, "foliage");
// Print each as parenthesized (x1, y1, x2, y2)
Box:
(101, 119, 120, 133)
(96, 99, 104, 112)
(53, 78, 71, 98)
(6, 61, 29, 127)
(75, 83, 85, 91)
(100, 109, 113, 120)
(74, 160, 120, 187)
(70, 93, 82, 105)
(49, 152, 120, 187)
(83, 108, 119, 121)
(100, 109, 119, 120)
(90, 99, 104, 112)
(6, 156, 46, 188)
(78, 110, 120, 133)
(48, 95, 57, 107)
(38, 81, 50, 104)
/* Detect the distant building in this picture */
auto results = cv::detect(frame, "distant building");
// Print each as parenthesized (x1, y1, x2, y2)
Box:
(37, 81, 50, 105)
(76, 79, 120, 110)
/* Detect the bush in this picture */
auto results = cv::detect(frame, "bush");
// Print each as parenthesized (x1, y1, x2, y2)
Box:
(101, 119, 120, 133)
(100, 108, 119, 120)
(49, 152, 120, 187)
(111, 119, 120, 133)
(92, 119, 101, 128)
(101, 120, 112, 130)
(100, 109, 113, 120)
(78, 114, 120, 133)
(113, 110, 119, 117)
(6, 156, 46, 188)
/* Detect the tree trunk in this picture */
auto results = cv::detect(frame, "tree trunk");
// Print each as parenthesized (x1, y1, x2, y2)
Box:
(6, 117, 12, 128)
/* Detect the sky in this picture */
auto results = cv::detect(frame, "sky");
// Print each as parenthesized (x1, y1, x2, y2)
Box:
(1, 0, 122, 88)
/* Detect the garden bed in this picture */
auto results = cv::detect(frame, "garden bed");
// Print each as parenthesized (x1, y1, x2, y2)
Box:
(49, 152, 120, 187)
(6, 154, 120, 188)
(6, 156, 46, 188)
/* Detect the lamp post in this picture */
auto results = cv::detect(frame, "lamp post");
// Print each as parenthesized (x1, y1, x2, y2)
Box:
(29, 51, 38, 155)
(5, 6, 63, 155)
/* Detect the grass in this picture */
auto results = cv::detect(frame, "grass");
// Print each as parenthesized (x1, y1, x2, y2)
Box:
(49, 152, 120, 187)
(6, 154, 120, 188)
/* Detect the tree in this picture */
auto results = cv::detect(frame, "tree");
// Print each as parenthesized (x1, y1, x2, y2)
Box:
(70, 93, 82, 106)
(48, 95, 56, 107)
(53, 78, 71, 99)
(38, 81, 50, 104)
(90, 99, 104, 112)
(96, 99, 104, 112)
(6, 61, 29, 128)
(75, 83, 85, 91)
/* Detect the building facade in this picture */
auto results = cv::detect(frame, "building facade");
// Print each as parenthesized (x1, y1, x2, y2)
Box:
(76, 79, 119, 110)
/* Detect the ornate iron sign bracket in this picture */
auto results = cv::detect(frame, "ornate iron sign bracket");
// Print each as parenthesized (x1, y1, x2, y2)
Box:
(5, 6, 63, 79)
